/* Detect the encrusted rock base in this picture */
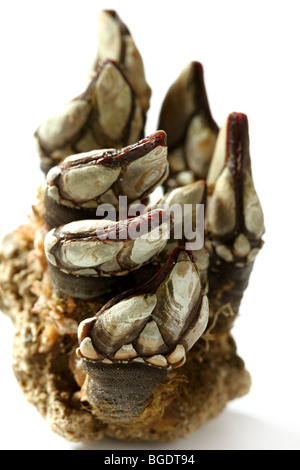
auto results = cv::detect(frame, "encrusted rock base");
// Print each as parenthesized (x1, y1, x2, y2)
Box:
(0, 208, 251, 443)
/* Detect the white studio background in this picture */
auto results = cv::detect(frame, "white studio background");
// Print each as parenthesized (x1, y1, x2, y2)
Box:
(0, 0, 299, 450)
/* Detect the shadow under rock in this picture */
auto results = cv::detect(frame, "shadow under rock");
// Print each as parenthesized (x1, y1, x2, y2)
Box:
(71, 408, 300, 451)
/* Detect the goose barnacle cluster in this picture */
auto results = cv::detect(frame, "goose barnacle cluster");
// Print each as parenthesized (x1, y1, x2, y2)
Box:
(0, 9, 264, 441)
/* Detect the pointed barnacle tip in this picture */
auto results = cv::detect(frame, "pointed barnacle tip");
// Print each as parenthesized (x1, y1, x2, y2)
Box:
(192, 61, 204, 74)
(103, 9, 116, 15)
(228, 111, 249, 128)
(233, 111, 248, 119)
(153, 130, 167, 147)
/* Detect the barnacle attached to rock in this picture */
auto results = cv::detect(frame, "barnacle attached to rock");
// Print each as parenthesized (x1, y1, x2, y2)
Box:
(76, 247, 208, 423)
(0, 9, 264, 443)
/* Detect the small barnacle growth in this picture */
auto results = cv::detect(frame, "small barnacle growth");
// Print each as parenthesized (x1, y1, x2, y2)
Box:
(44, 209, 171, 299)
(205, 112, 265, 333)
(76, 247, 209, 424)
(158, 62, 219, 189)
(42, 131, 168, 228)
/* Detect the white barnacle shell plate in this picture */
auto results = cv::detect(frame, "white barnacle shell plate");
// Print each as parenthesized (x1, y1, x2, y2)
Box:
(206, 120, 227, 185)
(130, 222, 170, 265)
(59, 163, 121, 202)
(61, 239, 123, 269)
(243, 170, 265, 239)
(121, 145, 168, 200)
(185, 114, 217, 177)
(37, 100, 91, 152)
(95, 62, 132, 141)
(93, 294, 157, 353)
(207, 167, 236, 237)
(135, 320, 167, 355)
(181, 295, 209, 351)
(154, 251, 201, 344)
